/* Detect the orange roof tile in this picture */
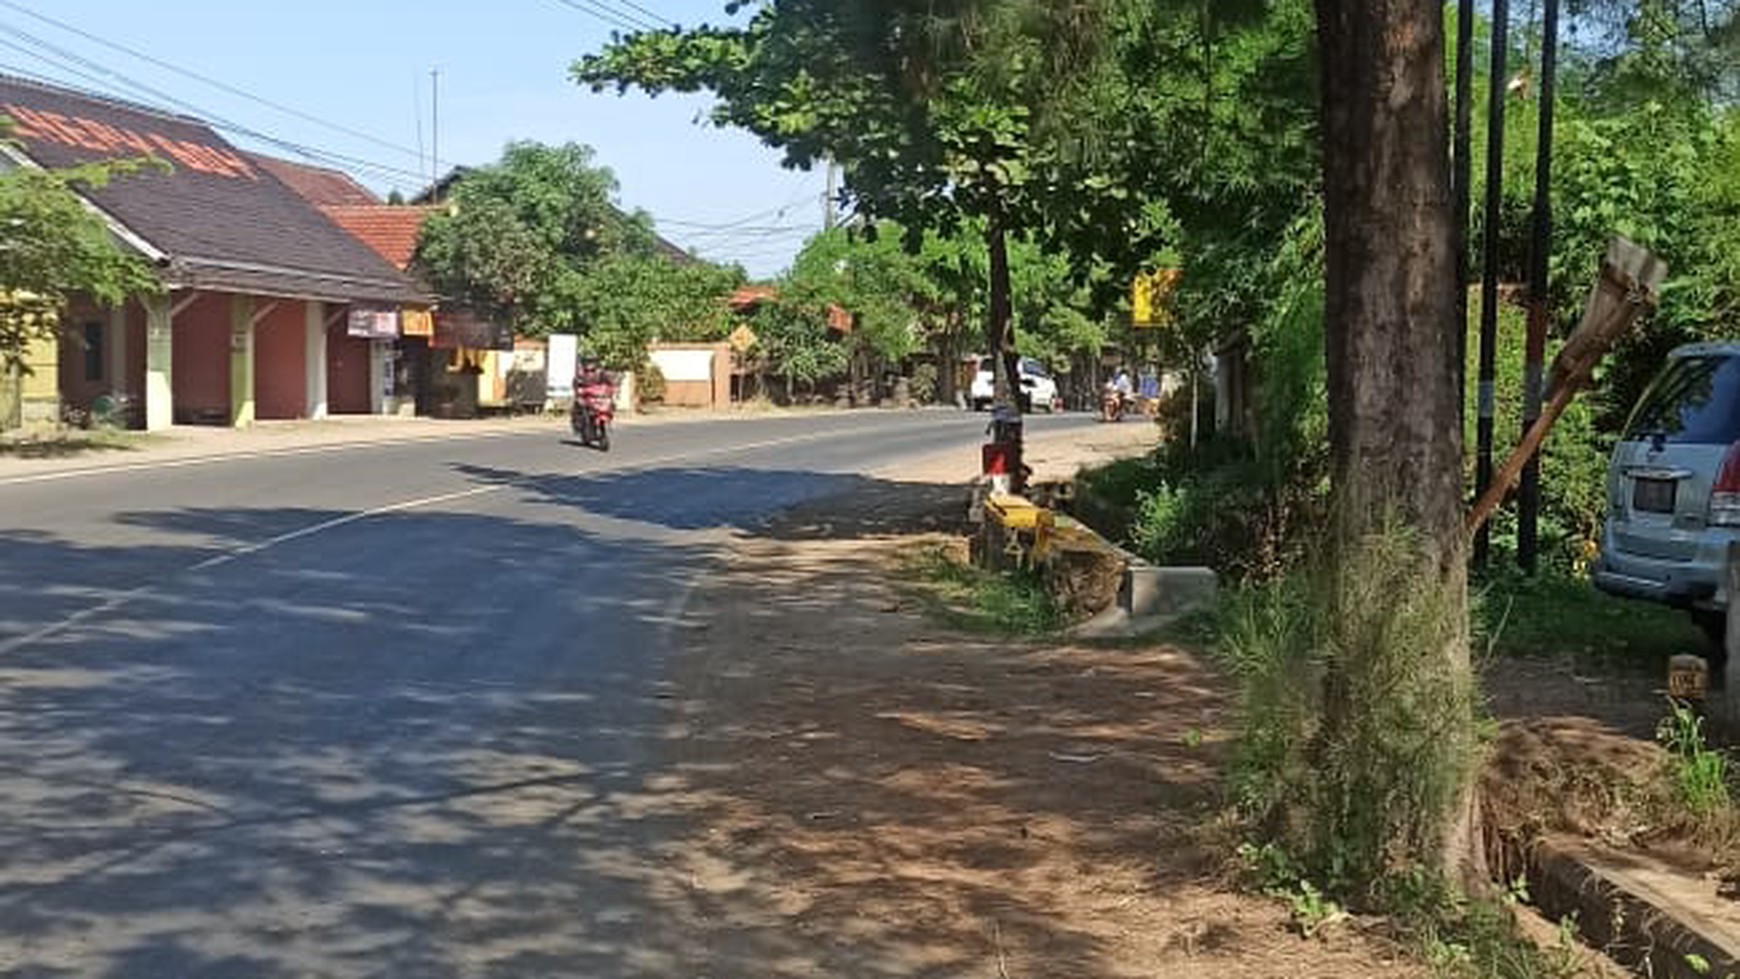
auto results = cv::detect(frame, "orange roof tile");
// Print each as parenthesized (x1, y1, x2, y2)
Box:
(321, 206, 438, 271)
(251, 154, 381, 207)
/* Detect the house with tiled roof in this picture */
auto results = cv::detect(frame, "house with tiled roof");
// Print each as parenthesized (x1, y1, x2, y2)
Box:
(247, 154, 381, 208)
(0, 75, 430, 429)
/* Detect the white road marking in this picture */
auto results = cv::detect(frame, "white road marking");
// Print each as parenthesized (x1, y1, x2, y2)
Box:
(0, 429, 533, 488)
(0, 424, 881, 657)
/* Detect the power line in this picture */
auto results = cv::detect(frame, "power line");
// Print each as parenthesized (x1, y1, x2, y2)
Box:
(0, 23, 428, 188)
(547, 0, 663, 34)
(0, 0, 432, 167)
(604, 0, 678, 30)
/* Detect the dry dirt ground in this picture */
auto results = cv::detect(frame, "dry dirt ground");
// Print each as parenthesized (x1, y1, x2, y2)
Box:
(653, 425, 1431, 978)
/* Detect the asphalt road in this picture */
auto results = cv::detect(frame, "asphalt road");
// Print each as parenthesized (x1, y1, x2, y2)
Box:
(0, 409, 1095, 978)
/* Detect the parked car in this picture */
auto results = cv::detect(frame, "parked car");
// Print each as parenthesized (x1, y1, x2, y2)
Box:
(967, 356, 1061, 413)
(1593, 342, 1740, 649)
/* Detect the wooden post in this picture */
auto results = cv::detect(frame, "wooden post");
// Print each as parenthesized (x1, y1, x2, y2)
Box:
(1466, 238, 1667, 538)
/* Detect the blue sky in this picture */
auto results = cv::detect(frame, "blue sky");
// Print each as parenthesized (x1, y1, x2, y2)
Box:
(0, 0, 826, 278)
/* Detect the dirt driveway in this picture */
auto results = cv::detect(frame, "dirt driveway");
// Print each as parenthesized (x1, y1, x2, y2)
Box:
(655, 425, 1426, 977)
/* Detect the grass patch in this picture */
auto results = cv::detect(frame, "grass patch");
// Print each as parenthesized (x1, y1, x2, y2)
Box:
(1474, 571, 1705, 663)
(896, 542, 1060, 637)
(0, 426, 155, 459)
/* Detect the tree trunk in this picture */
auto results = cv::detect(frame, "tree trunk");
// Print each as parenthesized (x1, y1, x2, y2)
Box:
(986, 213, 1016, 411)
(1315, 0, 1479, 891)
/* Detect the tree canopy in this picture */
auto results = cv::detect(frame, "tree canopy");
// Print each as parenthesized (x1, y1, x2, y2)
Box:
(413, 140, 743, 370)
(0, 154, 159, 375)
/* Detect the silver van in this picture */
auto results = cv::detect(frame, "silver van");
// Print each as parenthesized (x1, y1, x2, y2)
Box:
(1593, 342, 1740, 644)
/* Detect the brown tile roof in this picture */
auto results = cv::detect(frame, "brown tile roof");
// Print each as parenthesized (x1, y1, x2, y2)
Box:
(321, 206, 438, 271)
(249, 153, 381, 207)
(0, 75, 424, 305)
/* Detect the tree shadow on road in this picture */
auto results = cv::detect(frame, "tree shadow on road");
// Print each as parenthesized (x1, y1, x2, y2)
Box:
(0, 464, 1339, 978)
(452, 461, 975, 540)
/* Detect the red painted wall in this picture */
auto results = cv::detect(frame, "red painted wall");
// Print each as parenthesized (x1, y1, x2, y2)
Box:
(173, 293, 231, 425)
(56, 298, 108, 413)
(327, 316, 371, 414)
(254, 300, 306, 420)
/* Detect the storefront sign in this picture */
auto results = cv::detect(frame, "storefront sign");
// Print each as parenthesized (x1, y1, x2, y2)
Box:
(348, 307, 400, 339)
(400, 308, 434, 338)
(432, 310, 512, 350)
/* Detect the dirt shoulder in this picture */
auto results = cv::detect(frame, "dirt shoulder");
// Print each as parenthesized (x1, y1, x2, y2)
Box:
(658, 424, 1425, 977)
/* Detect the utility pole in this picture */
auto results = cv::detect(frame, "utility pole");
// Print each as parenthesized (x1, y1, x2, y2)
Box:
(1453, 0, 1475, 428)
(1474, 0, 1511, 567)
(430, 67, 441, 183)
(414, 73, 426, 186)
(1519, 0, 1561, 574)
(823, 157, 838, 231)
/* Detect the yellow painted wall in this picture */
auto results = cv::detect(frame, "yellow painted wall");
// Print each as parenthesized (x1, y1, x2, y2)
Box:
(21, 334, 57, 399)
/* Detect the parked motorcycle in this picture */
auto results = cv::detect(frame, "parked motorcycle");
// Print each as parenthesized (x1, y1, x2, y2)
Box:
(571, 375, 616, 451)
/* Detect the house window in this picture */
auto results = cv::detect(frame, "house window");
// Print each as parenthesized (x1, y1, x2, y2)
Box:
(82, 322, 104, 383)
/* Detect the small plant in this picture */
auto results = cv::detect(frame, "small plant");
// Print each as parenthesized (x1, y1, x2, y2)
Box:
(1658, 699, 1733, 819)
(898, 546, 1059, 637)
(1236, 842, 1347, 938)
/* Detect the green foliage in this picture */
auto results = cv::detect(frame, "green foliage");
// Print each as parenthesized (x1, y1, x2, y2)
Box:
(414, 141, 659, 339)
(1473, 569, 1703, 662)
(0, 158, 161, 375)
(899, 543, 1059, 636)
(414, 140, 745, 371)
(572, 253, 743, 370)
(1213, 529, 1474, 897)
(1463, 291, 1610, 571)
(1659, 699, 1733, 819)
(575, 0, 1179, 275)
(747, 300, 849, 396)
(784, 224, 923, 363)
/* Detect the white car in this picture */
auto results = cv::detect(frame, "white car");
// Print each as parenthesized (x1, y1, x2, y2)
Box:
(968, 356, 1061, 413)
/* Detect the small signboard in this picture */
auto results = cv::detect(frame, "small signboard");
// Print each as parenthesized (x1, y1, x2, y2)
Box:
(347, 306, 399, 339)
(431, 309, 512, 350)
(547, 333, 578, 398)
(400, 308, 434, 338)
(1132, 269, 1180, 329)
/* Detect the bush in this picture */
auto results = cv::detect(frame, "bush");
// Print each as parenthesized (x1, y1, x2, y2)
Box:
(639, 362, 666, 404)
(909, 362, 939, 405)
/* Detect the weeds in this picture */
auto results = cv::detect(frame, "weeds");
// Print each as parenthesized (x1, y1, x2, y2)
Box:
(898, 545, 1060, 637)
(1658, 699, 1733, 819)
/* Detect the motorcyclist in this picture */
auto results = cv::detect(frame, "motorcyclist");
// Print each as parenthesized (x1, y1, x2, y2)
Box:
(574, 354, 614, 401)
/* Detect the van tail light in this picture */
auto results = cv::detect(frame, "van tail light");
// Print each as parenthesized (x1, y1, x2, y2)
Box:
(1711, 441, 1740, 526)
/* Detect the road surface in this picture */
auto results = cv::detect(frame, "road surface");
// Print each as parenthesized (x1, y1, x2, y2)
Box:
(0, 410, 1093, 978)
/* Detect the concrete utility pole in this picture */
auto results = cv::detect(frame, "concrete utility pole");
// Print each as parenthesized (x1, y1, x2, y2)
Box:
(823, 158, 838, 231)
(1453, 0, 1475, 428)
(430, 68, 441, 182)
(1518, 0, 1561, 574)
(1474, 0, 1511, 567)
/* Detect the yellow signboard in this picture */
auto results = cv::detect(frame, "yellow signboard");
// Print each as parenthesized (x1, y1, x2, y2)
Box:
(1132, 269, 1180, 329)
(729, 324, 757, 354)
(401, 308, 434, 338)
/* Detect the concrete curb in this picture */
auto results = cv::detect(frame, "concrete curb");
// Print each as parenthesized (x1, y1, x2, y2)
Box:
(1505, 835, 1740, 978)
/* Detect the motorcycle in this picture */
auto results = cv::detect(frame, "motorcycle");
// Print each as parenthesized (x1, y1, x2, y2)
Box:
(570, 376, 616, 451)
(1099, 385, 1126, 423)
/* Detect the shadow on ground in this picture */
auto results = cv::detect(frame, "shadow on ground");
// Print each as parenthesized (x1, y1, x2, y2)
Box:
(0, 462, 1391, 977)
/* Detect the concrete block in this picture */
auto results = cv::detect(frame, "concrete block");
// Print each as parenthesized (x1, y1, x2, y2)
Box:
(1123, 563, 1217, 618)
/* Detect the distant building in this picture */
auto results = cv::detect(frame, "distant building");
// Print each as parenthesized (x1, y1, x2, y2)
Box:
(0, 75, 428, 428)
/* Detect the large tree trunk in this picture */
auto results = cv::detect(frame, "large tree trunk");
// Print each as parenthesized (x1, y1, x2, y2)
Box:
(1314, 0, 1479, 890)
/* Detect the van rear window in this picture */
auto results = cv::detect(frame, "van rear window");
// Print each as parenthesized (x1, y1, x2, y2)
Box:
(1625, 354, 1740, 444)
